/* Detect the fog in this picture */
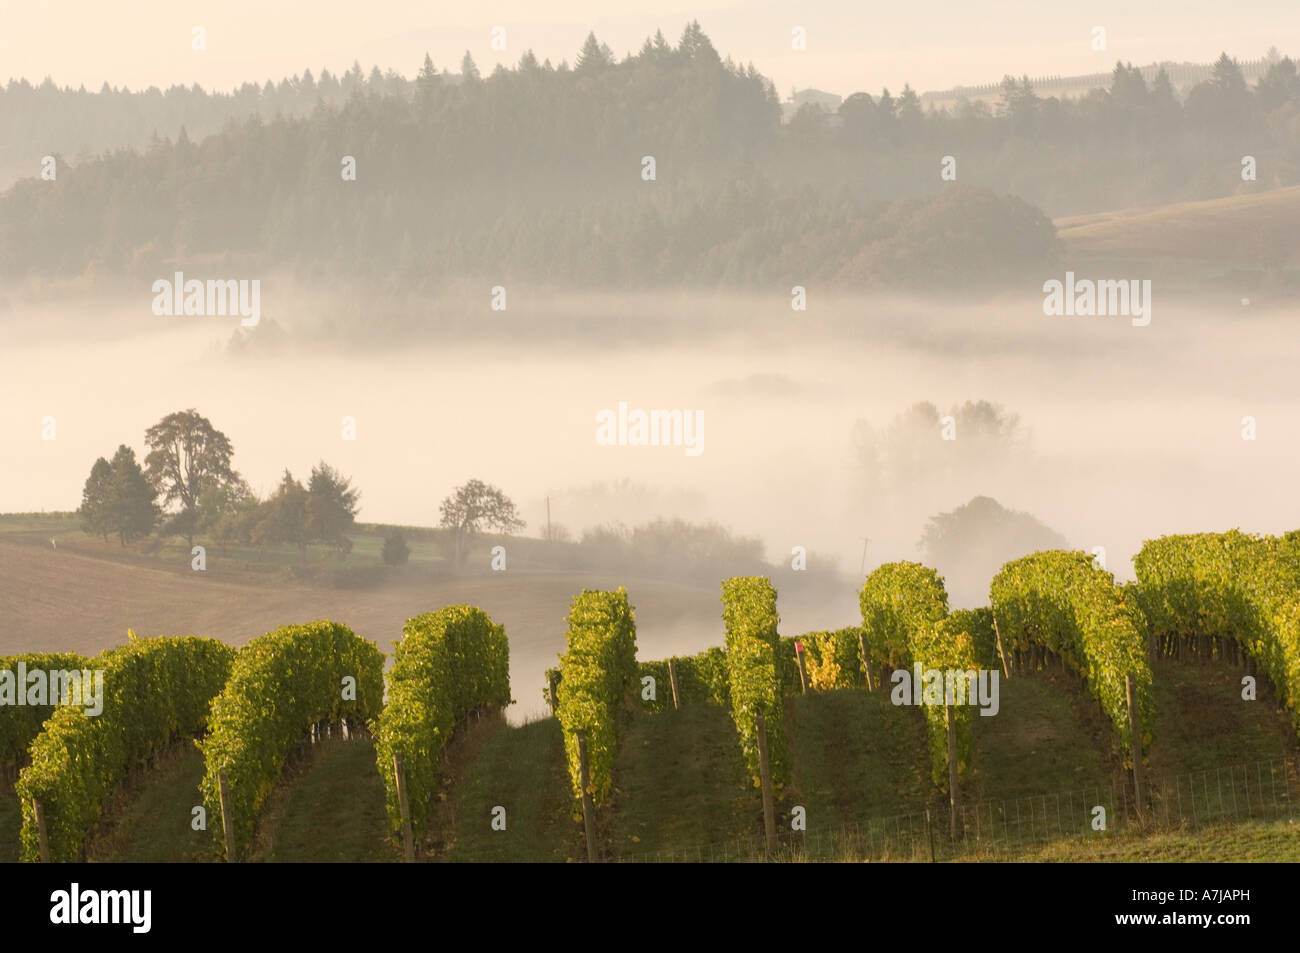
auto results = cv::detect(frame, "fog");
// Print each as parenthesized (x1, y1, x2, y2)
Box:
(5, 289, 1298, 619)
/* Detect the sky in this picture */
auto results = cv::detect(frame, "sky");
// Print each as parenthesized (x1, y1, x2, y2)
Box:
(2, 1, 1295, 99)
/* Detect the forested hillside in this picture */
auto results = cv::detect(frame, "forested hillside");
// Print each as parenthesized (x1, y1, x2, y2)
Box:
(4, 26, 1298, 292)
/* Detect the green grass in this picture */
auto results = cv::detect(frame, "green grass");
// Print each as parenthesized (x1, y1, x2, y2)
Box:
(0, 787, 20, 862)
(998, 818, 1300, 862)
(0, 512, 80, 535)
(438, 717, 581, 862)
(610, 704, 759, 858)
(260, 736, 399, 863)
(1147, 658, 1299, 779)
(85, 744, 217, 862)
(969, 670, 1113, 801)
(785, 688, 931, 829)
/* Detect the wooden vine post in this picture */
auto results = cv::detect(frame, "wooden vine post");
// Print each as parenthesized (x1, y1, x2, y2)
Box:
(755, 710, 777, 857)
(667, 658, 680, 710)
(946, 702, 960, 843)
(992, 615, 1011, 679)
(218, 771, 238, 863)
(858, 630, 873, 690)
(1125, 673, 1145, 822)
(393, 753, 415, 862)
(794, 641, 810, 694)
(33, 798, 49, 863)
(576, 730, 598, 862)
(547, 671, 559, 717)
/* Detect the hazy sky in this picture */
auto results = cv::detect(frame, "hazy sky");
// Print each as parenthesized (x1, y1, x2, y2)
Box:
(3, 1, 1294, 99)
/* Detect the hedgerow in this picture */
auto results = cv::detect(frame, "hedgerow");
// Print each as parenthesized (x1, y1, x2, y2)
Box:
(859, 562, 973, 788)
(374, 606, 510, 841)
(555, 588, 638, 805)
(721, 576, 787, 787)
(0, 652, 87, 771)
(990, 551, 1152, 760)
(635, 646, 730, 712)
(16, 634, 233, 862)
(1134, 530, 1300, 737)
(198, 620, 384, 859)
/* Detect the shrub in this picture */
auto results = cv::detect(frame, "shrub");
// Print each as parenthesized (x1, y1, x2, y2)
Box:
(382, 530, 410, 566)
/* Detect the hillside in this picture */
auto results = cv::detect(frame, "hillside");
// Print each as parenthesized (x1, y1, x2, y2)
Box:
(40, 656, 1296, 864)
(0, 535, 725, 723)
(1054, 186, 1300, 288)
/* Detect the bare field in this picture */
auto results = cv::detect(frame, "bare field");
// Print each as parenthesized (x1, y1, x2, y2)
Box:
(1054, 186, 1300, 265)
(0, 538, 729, 720)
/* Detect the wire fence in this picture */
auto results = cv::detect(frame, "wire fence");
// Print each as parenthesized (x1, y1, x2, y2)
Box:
(616, 757, 1299, 863)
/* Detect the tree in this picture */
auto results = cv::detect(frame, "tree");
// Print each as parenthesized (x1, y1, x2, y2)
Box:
(460, 52, 481, 83)
(78, 457, 114, 542)
(852, 399, 1027, 494)
(678, 21, 719, 64)
(416, 53, 441, 103)
(1210, 51, 1248, 95)
(143, 409, 238, 546)
(896, 83, 923, 135)
(209, 488, 262, 554)
(266, 470, 311, 563)
(919, 495, 1068, 607)
(789, 102, 831, 139)
(382, 530, 410, 566)
(306, 461, 360, 556)
(438, 479, 524, 565)
(839, 92, 876, 143)
(999, 75, 1038, 133)
(576, 32, 612, 72)
(107, 445, 159, 546)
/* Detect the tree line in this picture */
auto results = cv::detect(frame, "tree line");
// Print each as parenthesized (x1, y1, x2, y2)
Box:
(77, 409, 360, 562)
(76, 410, 532, 568)
(4, 25, 1297, 288)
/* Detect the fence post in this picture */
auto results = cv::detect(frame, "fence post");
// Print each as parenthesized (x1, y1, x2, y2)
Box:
(393, 753, 415, 862)
(946, 702, 960, 843)
(925, 806, 935, 862)
(992, 616, 1011, 678)
(755, 710, 778, 857)
(576, 730, 599, 862)
(795, 641, 810, 694)
(33, 798, 49, 863)
(857, 630, 873, 690)
(218, 771, 238, 863)
(667, 658, 680, 710)
(1126, 673, 1145, 822)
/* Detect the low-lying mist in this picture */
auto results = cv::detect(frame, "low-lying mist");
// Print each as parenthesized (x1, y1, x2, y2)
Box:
(4, 289, 1299, 613)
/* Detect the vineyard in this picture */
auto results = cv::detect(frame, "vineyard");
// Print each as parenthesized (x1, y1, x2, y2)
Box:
(1, 532, 1299, 862)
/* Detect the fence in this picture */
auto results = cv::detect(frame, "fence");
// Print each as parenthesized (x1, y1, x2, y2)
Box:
(921, 57, 1273, 108)
(617, 757, 1298, 863)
